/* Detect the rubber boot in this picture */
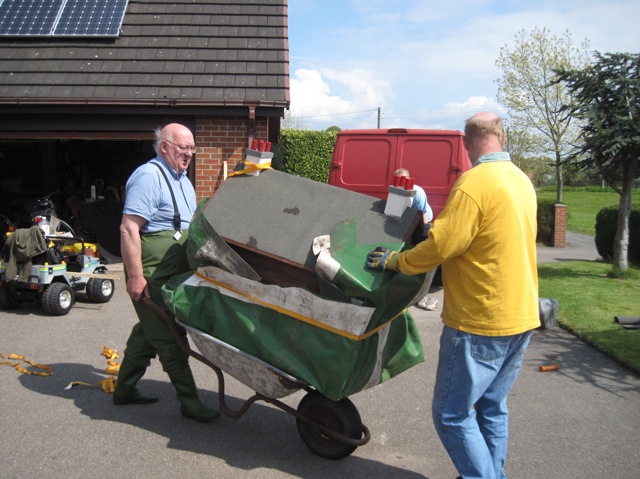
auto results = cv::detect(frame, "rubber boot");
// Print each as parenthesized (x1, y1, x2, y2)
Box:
(167, 367, 219, 422)
(113, 358, 159, 405)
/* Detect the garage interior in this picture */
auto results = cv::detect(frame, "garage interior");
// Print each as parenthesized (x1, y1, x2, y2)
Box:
(0, 137, 156, 260)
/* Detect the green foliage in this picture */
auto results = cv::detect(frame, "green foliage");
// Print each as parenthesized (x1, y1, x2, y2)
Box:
(538, 261, 640, 374)
(496, 27, 591, 203)
(595, 207, 640, 265)
(536, 199, 556, 244)
(272, 129, 338, 183)
(555, 52, 640, 183)
(555, 52, 640, 270)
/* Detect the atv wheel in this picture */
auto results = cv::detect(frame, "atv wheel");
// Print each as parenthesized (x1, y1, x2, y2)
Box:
(86, 278, 115, 303)
(0, 287, 20, 310)
(42, 283, 74, 316)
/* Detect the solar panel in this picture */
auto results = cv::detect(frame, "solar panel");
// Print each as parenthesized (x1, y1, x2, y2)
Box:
(0, 0, 129, 37)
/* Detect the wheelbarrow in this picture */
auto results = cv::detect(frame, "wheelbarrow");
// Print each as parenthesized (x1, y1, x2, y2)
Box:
(143, 298, 371, 460)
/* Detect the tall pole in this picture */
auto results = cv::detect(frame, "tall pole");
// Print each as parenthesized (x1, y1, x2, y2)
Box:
(377, 107, 381, 128)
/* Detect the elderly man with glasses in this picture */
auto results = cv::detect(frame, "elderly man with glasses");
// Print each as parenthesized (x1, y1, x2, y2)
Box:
(114, 123, 219, 423)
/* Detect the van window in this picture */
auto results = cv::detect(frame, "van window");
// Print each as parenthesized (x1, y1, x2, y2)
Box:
(399, 138, 454, 190)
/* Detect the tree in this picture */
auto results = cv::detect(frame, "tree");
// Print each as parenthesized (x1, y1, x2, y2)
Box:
(496, 27, 591, 202)
(555, 52, 640, 271)
(282, 108, 305, 129)
(505, 125, 553, 187)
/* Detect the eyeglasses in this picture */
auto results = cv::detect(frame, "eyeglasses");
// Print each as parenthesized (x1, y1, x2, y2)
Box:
(164, 139, 200, 154)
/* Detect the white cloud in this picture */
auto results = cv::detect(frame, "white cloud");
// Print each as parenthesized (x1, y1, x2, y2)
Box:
(289, 68, 393, 129)
(288, 0, 640, 130)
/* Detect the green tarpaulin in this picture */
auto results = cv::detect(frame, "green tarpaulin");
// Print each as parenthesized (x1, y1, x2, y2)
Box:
(162, 203, 431, 402)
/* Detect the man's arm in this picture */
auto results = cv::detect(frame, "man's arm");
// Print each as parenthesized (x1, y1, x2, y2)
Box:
(120, 214, 148, 301)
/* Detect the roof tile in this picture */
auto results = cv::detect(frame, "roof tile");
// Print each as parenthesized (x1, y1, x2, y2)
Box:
(0, 0, 289, 107)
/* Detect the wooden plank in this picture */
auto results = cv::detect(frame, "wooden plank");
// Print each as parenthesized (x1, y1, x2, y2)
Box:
(65, 272, 121, 281)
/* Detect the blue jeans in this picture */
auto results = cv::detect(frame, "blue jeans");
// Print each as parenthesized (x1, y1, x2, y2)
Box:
(432, 326, 532, 479)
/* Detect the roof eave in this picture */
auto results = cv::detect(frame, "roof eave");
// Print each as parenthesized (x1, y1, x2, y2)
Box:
(0, 97, 290, 109)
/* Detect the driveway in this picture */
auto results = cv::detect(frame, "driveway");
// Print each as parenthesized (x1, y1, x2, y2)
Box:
(1, 233, 639, 479)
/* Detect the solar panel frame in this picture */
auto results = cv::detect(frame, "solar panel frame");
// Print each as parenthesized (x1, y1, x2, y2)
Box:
(0, 0, 129, 38)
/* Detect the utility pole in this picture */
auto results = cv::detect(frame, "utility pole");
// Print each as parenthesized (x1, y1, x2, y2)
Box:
(377, 107, 381, 128)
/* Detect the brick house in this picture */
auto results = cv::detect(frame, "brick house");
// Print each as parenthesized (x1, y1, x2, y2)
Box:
(0, 0, 289, 229)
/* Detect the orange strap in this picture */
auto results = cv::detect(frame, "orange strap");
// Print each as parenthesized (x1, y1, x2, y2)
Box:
(65, 346, 120, 393)
(0, 353, 52, 376)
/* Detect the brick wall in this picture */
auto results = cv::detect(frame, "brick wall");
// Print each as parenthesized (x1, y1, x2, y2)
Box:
(194, 116, 269, 200)
(553, 204, 568, 248)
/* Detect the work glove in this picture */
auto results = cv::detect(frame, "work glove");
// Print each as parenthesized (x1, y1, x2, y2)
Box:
(365, 246, 399, 271)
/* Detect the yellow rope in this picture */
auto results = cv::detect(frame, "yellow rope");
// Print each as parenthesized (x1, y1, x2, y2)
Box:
(2, 347, 120, 393)
(65, 346, 120, 393)
(65, 376, 117, 393)
(0, 353, 52, 376)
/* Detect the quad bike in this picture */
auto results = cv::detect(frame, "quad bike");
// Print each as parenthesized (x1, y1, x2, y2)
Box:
(0, 217, 116, 316)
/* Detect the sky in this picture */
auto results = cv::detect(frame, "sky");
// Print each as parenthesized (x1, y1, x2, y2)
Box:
(286, 0, 640, 131)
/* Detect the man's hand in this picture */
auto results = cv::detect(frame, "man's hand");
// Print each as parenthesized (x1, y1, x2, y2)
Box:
(126, 276, 150, 302)
(366, 246, 398, 271)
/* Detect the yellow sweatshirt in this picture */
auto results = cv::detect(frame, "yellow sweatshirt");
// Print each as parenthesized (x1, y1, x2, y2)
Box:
(396, 160, 540, 336)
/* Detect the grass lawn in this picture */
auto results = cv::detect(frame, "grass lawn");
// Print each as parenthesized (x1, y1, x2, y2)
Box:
(536, 186, 640, 236)
(538, 261, 640, 374)
(535, 186, 640, 374)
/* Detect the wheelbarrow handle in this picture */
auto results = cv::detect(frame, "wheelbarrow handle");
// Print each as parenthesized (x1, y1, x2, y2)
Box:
(139, 299, 371, 451)
(140, 296, 249, 418)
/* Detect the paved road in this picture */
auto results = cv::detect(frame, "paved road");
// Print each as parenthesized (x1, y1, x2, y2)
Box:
(1, 234, 639, 479)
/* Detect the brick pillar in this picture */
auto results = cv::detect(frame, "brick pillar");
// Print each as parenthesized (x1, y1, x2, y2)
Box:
(553, 204, 567, 248)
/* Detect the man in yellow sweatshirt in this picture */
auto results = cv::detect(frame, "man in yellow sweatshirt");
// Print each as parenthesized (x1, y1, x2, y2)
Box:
(367, 112, 540, 478)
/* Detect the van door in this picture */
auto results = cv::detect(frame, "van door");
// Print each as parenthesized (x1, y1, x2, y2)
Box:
(329, 133, 395, 199)
(398, 133, 467, 219)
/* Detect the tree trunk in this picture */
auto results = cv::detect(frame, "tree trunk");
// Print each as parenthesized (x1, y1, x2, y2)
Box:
(613, 161, 636, 271)
(555, 150, 563, 204)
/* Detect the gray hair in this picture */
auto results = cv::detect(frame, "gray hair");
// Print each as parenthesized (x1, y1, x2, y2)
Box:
(153, 126, 169, 154)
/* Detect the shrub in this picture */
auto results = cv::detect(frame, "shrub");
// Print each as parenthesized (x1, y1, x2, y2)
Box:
(595, 207, 640, 265)
(272, 129, 337, 183)
(536, 199, 556, 245)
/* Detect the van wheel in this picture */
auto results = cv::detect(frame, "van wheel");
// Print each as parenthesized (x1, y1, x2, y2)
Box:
(86, 278, 114, 303)
(42, 283, 74, 316)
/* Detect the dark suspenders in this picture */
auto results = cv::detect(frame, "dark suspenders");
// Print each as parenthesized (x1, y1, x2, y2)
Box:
(151, 162, 181, 232)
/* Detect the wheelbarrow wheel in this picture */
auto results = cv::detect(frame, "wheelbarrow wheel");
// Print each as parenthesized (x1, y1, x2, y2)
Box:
(42, 283, 74, 316)
(296, 390, 362, 460)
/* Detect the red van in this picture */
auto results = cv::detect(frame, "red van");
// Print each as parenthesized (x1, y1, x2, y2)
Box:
(328, 128, 472, 219)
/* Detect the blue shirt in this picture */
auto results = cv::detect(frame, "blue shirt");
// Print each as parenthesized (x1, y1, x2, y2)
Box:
(123, 156, 196, 233)
(412, 185, 433, 222)
(474, 151, 511, 166)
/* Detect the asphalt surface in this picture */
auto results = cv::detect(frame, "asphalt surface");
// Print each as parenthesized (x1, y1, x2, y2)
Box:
(1, 232, 639, 479)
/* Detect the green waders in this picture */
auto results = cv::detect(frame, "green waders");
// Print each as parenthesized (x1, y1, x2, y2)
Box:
(113, 230, 219, 422)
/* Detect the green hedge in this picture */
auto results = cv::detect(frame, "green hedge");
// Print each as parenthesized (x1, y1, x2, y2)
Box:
(537, 199, 557, 245)
(595, 207, 640, 265)
(272, 129, 337, 183)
